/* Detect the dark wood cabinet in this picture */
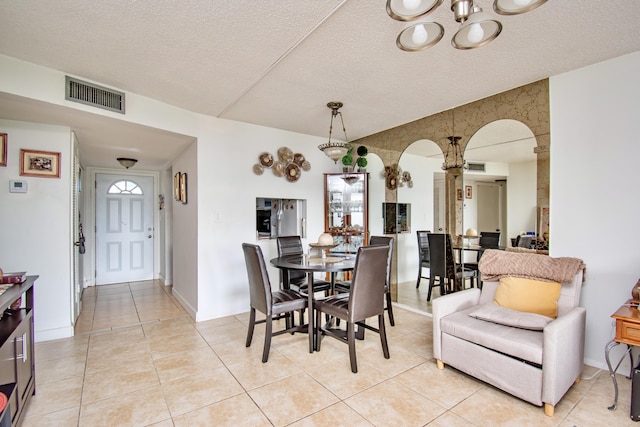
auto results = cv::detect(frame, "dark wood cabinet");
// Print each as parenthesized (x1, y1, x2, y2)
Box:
(0, 276, 37, 427)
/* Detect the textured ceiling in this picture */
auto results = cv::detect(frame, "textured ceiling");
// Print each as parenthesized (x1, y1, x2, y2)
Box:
(0, 0, 638, 170)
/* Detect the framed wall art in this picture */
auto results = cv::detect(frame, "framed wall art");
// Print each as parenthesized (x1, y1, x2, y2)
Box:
(0, 133, 7, 167)
(174, 172, 181, 201)
(180, 172, 188, 204)
(20, 149, 61, 178)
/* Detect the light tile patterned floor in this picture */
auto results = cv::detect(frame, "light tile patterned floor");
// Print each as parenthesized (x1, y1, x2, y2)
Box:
(20, 280, 637, 426)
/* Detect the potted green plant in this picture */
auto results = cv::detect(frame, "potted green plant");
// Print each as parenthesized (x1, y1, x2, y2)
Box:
(356, 145, 368, 171)
(341, 146, 354, 172)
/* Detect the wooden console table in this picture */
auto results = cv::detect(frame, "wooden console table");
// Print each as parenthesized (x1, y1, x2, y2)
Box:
(0, 276, 37, 427)
(605, 300, 640, 411)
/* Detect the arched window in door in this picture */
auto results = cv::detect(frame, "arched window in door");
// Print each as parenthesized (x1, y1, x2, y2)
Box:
(107, 180, 143, 195)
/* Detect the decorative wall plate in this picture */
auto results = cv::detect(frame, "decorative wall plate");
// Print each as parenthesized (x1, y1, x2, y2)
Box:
(285, 163, 301, 182)
(259, 152, 274, 167)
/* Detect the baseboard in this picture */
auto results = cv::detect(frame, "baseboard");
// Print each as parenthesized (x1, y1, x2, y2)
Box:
(35, 326, 74, 342)
(171, 288, 196, 320)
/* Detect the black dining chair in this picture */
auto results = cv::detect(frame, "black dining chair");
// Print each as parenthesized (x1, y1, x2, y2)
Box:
(276, 236, 331, 295)
(465, 231, 501, 269)
(242, 243, 308, 363)
(415, 230, 431, 288)
(426, 233, 477, 301)
(516, 235, 534, 249)
(315, 245, 390, 373)
(335, 236, 395, 326)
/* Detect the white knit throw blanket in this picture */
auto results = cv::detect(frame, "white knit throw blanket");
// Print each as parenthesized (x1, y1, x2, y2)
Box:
(478, 249, 586, 283)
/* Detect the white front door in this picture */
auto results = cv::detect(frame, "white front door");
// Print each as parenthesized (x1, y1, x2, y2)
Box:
(95, 173, 154, 285)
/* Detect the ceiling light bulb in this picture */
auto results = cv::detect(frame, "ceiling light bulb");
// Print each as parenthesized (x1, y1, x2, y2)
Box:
(514, 0, 532, 6)
(412, 24, 428, 44)
(403, 0, 422, 11)
(467, 23, 484, 43)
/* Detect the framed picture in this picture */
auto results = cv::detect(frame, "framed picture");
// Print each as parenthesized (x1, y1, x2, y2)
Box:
(20, 149, 61, 178)
(457, 188, 463, 201)
(465, 185, 472, 199)
(0, 133, 6, 167)
(174, 172, 181, 201)
(180, 172, 188, 204)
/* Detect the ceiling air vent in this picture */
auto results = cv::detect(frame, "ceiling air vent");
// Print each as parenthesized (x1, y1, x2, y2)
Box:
(466, 162, 486, 172)
(65, 76, 125, 114)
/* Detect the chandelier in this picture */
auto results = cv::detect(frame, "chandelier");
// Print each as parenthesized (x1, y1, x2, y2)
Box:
(318, 102, 351, 163)
(442, 136, 465, 170)
(387, 0, 548, 51)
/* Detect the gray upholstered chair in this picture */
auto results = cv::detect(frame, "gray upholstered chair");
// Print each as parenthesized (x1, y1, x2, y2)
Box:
(432, 249, 586, 416)
(242, 243, 308, 363)
(315, 245, 390, 373)
(276, 236, 331, 294)
(335, 235, 396, 326)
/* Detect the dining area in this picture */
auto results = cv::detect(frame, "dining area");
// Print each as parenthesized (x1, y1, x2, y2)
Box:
(242, 233, 394, 373)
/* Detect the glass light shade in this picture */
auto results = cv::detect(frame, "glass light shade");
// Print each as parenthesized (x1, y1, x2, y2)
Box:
(493, 0, 547, 15)
(397, 21, 444, 51)
(386, 0, 443, 21)
(117, 157, 138, 169)
(452, 11, 502, 49)
(318, 142, 349, 163)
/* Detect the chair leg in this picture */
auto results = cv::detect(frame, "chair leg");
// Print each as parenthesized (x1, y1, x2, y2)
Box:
(385, 291, 395, 326)
(427, 276, 435, 301)
(379, 314, 390, 359)
(416, 266, 421, 288)
(246, 308, 256, 347)
(262, 314, 272, 363)
(347, 321, 358, 373)
(315, 307, 322, 351)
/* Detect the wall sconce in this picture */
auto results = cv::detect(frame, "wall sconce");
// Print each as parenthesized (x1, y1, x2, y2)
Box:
(117, 157, 138, 169)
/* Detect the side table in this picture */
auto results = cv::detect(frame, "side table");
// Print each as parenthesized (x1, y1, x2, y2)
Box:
(606, 300, 640, 411)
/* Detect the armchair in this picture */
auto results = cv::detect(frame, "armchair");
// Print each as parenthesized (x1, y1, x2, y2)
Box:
(432, 250, 586, 416)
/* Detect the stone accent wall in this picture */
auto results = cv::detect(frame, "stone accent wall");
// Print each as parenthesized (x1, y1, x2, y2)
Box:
(353, 79, 550, 295)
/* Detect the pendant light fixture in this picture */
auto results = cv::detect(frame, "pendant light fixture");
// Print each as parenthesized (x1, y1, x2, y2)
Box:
(318, 102, 351, 163)
(387, 0, 547, 51)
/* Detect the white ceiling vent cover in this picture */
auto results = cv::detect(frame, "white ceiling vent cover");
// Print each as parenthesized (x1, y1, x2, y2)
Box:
(65, 76, 125, 114)
(467, 162, 486, 172)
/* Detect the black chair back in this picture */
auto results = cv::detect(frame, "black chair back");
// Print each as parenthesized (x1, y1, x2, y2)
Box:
(517, 235, 534, 248)
(479, 232, 501, 249)
(348, 245, 389, 323)
(242, 243, 272, 315)
(276, 236, 306, 286)
(417, 230, 430, 264)
(426, 233, 456, 280)
(369, 236, 394, 292)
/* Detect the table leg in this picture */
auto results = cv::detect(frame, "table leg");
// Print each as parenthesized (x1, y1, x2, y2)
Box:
(605, 339, 633, 410)
(307, 272, 315, 353)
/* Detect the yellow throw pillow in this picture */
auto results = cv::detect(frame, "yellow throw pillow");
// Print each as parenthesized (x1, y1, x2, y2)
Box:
(494, 277, 561, 318)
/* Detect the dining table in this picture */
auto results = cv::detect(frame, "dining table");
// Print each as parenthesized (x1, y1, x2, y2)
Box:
(270, 253, 355, 353)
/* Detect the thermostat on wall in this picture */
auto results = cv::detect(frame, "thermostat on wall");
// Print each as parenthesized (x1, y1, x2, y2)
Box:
(9, 180, 28, 193)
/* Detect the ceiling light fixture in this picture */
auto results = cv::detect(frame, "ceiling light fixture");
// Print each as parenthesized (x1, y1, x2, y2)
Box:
(318, 102, 351, 163)
(117, 157, 138, 169)
(387, 0, 547, 51)
(441, 136, 465, 170)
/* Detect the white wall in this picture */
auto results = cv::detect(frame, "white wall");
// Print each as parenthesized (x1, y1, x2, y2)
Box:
(507, 160, 537, 242)
(171, 142, 198, 318)
(550, 50, 640, 368)
(397, 152, 440, 283)
(0, 119, 74, 341)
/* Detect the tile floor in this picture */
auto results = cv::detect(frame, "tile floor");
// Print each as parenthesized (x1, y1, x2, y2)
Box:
(20, 280, 638, 426)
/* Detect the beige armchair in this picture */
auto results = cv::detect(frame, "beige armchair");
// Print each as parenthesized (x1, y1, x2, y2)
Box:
(432, 250, 586, 416)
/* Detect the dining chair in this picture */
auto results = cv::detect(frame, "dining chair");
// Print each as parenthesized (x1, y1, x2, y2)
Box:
(517, 235, 534, 249)
(334, 236, 396, 326)
(242, 243, 308, 363)
(465, 231, 501, 272)
(276, 236, 331, 294)
(315, 245, 390, 373)
(426, 233, 477, 301)
(415, 230, 431, 288)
